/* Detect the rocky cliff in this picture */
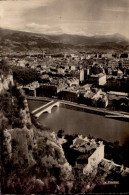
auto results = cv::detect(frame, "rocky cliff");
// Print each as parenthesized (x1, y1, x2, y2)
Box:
(0, 65, 73, 194)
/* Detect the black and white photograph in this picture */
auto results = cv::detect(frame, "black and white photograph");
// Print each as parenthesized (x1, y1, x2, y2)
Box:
(0, 0, 129, 194)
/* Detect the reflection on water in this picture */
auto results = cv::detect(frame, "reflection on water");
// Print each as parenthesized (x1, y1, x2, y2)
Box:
(39, 107, 129, 145)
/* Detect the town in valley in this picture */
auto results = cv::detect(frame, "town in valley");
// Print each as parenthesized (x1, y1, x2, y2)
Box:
(1, 0, 129, 194)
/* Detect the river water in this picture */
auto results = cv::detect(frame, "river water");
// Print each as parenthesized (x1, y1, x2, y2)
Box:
(28, 100, 129, 145)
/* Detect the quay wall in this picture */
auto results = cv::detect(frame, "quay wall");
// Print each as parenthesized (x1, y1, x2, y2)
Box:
(60, 103, 129, 122)
(60, 103, 107, 116)
(27, 96, 106, 116)
(27, 96, 129, 122)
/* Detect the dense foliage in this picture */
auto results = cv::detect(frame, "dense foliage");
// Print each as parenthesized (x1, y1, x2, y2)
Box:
(0, 84, 27, 129)
(12, 66, 41, 85)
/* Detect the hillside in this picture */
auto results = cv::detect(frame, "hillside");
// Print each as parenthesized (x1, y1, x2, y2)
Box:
(0, 28, 74, 54)
(0, 62, 73, 194)
(0, 28, 129, 54)
(45, 33, 129, 46)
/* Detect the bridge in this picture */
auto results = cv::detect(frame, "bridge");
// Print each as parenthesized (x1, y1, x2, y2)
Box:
(32, 100, 60, 118)
(27, 96, 129, 121)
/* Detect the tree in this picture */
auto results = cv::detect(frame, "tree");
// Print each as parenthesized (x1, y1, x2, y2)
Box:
(12, 66, 41, 85)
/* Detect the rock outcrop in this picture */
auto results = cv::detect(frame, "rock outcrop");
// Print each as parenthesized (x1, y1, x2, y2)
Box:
(0, 67, 73, 194)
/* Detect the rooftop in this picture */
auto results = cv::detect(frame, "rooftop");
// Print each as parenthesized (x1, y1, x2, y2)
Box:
(70, 136, 103, 156)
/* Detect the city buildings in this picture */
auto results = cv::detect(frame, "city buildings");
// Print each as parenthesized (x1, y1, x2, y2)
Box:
(89, 73, 106, 86)
(80, 68, 90, 82)
(3, 50, 129, 112)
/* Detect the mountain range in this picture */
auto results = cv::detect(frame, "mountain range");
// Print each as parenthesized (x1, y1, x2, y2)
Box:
(0, 28, 129, 54)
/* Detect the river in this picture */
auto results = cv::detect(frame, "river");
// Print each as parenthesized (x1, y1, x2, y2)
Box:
(28, 100, 129, 145)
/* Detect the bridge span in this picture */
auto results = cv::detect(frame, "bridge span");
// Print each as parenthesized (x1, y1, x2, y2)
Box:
(32, 100, 60, 118)
(28, 96, 129, 121)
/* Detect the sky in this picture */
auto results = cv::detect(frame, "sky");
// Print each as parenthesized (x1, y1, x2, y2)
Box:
(0, 0, 129, 37)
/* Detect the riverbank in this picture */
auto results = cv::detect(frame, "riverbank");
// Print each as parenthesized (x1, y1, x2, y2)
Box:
(60, 102, 129, 122)
(27, 96, 129, 122)
(28, 98, 129, 145)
